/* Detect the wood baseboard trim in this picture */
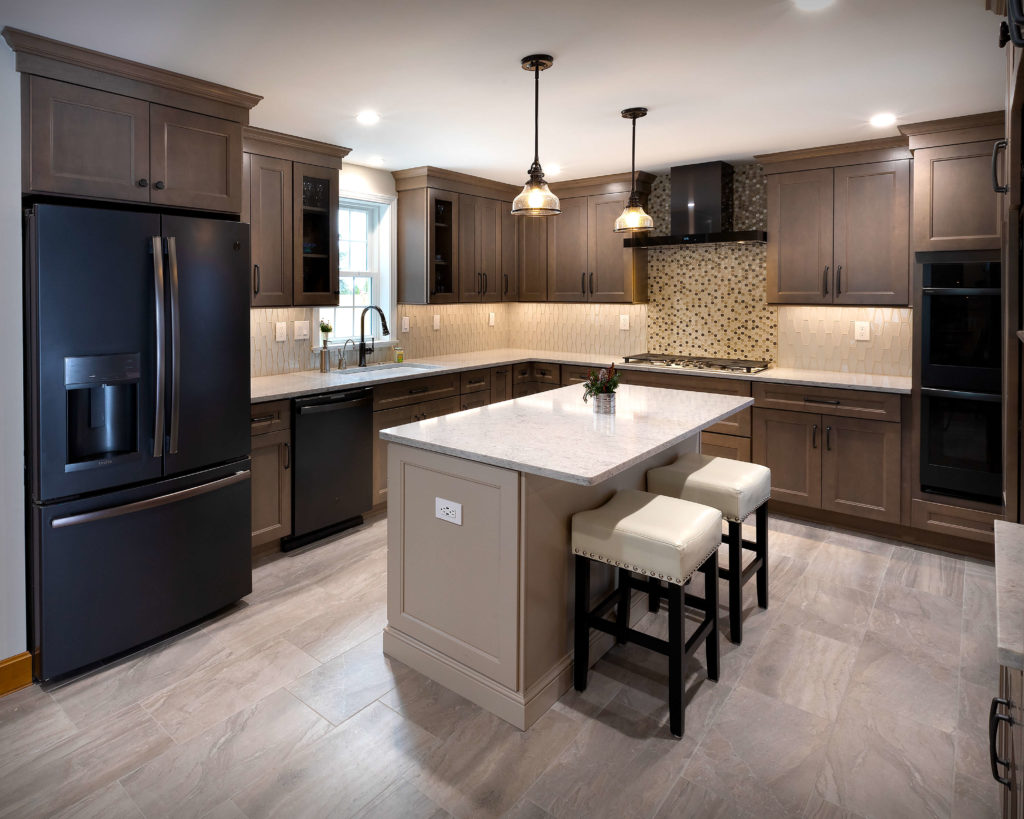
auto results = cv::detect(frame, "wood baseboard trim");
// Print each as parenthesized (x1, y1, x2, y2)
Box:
(0, 651, 32, 697)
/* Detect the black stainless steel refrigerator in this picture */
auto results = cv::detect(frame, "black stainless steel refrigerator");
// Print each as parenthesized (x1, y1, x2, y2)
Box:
(25, 204, 252, 681)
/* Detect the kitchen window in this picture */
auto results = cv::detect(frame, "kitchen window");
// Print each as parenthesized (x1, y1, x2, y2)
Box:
(319, 195, 394, 343)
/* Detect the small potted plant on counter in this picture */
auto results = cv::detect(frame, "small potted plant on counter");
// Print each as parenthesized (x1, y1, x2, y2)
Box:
(582, 364, 620, 414)
(319, 319, 333, 348)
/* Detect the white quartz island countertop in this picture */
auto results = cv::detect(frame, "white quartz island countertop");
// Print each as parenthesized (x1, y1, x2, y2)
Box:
(379, 383, 753, 486)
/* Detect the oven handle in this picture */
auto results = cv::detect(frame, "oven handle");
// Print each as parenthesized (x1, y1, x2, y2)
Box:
(920, 387, 1002, 403)
(921, 287, 1001, 296)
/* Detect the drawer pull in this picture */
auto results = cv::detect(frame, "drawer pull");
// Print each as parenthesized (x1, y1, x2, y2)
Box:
(804, 397, 841, 406)
(467, 379, 486, 386)
(251, 414, 276, 424)
(409, 386, 430, 395)
(990, 697, 1013, 787)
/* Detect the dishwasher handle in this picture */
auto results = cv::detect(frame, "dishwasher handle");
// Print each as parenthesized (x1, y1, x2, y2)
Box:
(296, 390, 372, 415)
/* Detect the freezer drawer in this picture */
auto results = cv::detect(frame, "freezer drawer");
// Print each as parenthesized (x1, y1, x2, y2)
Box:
(32, 467, 252, 680)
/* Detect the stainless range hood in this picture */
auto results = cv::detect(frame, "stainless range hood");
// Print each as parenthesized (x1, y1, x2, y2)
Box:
(624, 161, 767, 248)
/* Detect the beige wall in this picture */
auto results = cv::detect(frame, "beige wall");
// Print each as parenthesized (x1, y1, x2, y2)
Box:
(0, 47, 26, 661)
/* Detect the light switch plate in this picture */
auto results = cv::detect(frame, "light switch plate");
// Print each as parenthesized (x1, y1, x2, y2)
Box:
(433, 314, 441, 331)
(435, 497, 462, 525)
(275, 322, 287, 342)
(619, 314, 630, 331)
(854, 321, 870, 341)
(489, 312, 495, 327)
(294, 320, 310, 340)
(401, 316, 410, 333)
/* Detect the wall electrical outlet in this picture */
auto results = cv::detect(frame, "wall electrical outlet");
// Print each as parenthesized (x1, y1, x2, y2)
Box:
(433, 314, 441, 331)
(294, 320, 310, 340)
(854, 321, 870, 341)
(619, 314, 630, 331)
(275, 322, 288, 342)
(401, 316, 410, 333)
(489, 312, 495, 327)
(435, 497, 462, 525)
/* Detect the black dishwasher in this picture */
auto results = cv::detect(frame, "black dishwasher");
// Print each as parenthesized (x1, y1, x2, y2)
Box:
(287, 388, 373, 550)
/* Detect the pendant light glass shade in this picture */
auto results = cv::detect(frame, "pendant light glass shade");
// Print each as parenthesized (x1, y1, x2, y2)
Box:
(614, 107, 653, 233)
(512, 55, 560, 217)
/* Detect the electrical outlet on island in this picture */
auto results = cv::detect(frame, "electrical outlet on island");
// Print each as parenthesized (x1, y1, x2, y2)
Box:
(435, 497, 462, 525)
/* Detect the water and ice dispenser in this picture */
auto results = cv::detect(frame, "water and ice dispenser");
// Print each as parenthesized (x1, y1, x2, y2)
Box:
(64, 353, 140, 470)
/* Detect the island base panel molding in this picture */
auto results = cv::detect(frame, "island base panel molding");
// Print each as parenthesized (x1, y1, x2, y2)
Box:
(0, 652, 32, 697)
(384, 438, 698, 730)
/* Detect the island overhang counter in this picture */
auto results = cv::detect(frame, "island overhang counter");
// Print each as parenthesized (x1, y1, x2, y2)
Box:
(379, 384, 753, 729)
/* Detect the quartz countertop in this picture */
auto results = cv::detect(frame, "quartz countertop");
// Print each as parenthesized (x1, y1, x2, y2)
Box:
(379, 383, 752, 485)
(995, 519, 1024, 670)
(250, 348, 911, 402)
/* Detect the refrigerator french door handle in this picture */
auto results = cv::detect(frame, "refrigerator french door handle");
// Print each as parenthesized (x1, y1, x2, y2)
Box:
(167, 236, 182, 455)
(50, 470, 250, 529)
(152, 236, 165, 458)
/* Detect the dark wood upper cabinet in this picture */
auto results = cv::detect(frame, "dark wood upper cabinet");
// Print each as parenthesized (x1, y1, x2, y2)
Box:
(517, 216, 548, 301)
(912, 140, 1003, 252)
(833, 160, 910, 305)
(458, 194, 501, 302)
(25, 76, 151, 203)
(588, 191, 646, 302)
(249, 154, 293, 307)
(548, 196, 590, 301)
(501, 204, 518, 301)
(766, 168, 834, 304)
(292, 163, 340, 307)
(149, 104, 242, 213)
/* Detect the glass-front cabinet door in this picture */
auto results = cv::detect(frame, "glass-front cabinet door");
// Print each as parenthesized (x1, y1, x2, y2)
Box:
(428, 189, 458, 304)
(293, 163, 340, 306)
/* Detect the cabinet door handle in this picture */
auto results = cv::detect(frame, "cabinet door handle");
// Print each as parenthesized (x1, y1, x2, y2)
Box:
(822, 266, 830, 297)
(993, 139, 1009, 194)
(581, 272, 586, 296)
(825, 425, 832, 451)
(589, 272, 594, 294)
(811, 424, 817, 449)
(835, 266, 842, 295)
(504, 273, 509, 295)
(153, 180, 165, 190)
(137, 178, 149, 188)
(483, 272, 488, 295)
(990, 697, 1013, 787)
(253, 264, 260, 295)
(283, 442, 290, 470)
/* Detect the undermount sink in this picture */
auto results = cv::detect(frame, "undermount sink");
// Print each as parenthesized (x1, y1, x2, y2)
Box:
(349, 362, 440, 372)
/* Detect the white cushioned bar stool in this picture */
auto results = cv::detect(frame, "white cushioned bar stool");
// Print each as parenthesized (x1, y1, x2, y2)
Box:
(572, 489, 722, 738)
(647, 453, 771, 645)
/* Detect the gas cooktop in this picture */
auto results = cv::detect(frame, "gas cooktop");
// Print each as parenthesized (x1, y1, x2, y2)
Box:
(622, 353, 772, 374)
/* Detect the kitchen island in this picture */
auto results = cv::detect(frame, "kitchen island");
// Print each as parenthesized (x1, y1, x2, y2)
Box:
(380, 383, 752, 729)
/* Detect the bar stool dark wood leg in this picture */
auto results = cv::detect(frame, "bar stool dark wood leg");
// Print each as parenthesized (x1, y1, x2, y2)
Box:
(702, 551, 720, 682)
(727, 521, 743, 644)
(616, 568, 631, 644)
(755, 505, 768, 609)
(574, 555, 591, 692)
(668, 582, 685, 738)
(648, 575, 661, 612)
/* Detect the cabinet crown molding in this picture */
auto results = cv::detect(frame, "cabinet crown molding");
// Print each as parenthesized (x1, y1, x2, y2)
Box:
(2, 26, 262, 121)
(756, 136, 911, 173)
(243, 126, 351, 169)
(898, 110, 1005, 150)
(549, 170, 654, 199)
(392, 166, 520, 199)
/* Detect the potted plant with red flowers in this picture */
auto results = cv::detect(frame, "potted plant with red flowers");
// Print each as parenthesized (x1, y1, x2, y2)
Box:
(582, 364, 620, 414)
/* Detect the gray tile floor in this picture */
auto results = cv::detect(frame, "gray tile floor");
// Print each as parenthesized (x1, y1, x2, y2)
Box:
(0, 513, 1002, 818)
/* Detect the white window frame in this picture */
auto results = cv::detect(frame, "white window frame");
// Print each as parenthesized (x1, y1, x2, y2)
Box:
(319, 191, 397, 346)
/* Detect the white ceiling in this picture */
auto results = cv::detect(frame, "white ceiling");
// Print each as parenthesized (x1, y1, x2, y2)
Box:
(0, 0, 1008, 183)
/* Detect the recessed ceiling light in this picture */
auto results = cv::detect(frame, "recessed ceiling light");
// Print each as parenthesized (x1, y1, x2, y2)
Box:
(792, 0, 835, 10)
(546, 163, 562, 176)
(869, 112, 897, 128)
(367, 156, 385, 167)
(356, 110, 380, 125)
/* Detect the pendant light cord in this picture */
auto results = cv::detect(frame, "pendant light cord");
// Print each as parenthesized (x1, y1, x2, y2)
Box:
(533, 62, 540, 168)
(630, 116, 637, 198)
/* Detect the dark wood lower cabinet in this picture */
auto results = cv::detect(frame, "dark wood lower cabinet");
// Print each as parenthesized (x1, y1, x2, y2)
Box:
(491, 366, 513, 402)
(998, 664, 1023, 818)
(700, 431, 751, 463)
(250, 428, 291, 548)
(820, 415, 901, 523)
(753, 407, 901, 523)
(752, 408, 822, 508)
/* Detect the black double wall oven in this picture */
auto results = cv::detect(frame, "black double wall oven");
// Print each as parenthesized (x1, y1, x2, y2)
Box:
(918, 251, 1003, 504)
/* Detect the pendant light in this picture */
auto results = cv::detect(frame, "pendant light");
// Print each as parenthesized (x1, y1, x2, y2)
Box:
(511, 54, 560, 217)
(613, 107, 654, 233)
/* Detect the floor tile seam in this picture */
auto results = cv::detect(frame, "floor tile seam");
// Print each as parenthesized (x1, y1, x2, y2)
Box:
(285, 669, 402, 729)
(675, 680, 741, 791)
